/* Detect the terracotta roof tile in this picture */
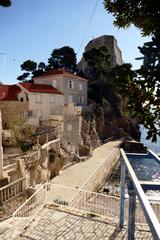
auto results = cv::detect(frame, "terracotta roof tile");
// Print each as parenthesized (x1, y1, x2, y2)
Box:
(0, 85, 21, 101)
(20, 83, 62, 94)
(34, 68, 88, 81)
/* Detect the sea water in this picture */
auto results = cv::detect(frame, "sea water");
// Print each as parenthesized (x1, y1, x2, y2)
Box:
(140, 125, 160, 154)
(140, 126, 160, 199)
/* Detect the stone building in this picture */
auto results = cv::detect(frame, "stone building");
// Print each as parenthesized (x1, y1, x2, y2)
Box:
(0, 69, 88, 153)
(33, 69, 88, 106)
(0, 84, 29, 128)
(0, 69, 88, 128)
(18, 82, 63, 126)
(78, 35, 123, 74)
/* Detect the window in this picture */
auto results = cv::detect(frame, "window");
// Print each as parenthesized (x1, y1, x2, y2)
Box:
(68, 80, 74, 89)
(79, 83, 83, 91)
(28, 111, 33, 117)
(67, 124, 72, 131)
(78, 96, 83, 104)
(36, 95, 42, 103)
(37, 110, 42, 118)
(52, 80, 57, 88)
(50, 95, 55, 103)
(68, 95, 73, 103)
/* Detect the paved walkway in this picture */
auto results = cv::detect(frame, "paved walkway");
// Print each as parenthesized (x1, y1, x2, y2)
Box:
(0, 140, 154, 239)
(51, 141, 121, 189)
(17, 207, 152, 240)
(0, 141, 122, 240)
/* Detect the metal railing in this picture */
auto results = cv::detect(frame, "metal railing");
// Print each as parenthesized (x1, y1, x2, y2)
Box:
(0, 178, 26, 204)
(102, 136, 114, 144)
(47, 183, 120, 222)
(13, 182, 120, 233)
(12, 183, 160, 237)
(81, 148, 120, 193)
(120, 148, 160, 239)
(13, 183, 46, 231)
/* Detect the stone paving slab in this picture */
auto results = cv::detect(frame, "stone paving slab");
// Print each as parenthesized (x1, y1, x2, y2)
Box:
(17, 207, 153, 240)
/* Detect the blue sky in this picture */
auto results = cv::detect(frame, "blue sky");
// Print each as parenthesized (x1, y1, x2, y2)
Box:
(0, 0, 150, 84)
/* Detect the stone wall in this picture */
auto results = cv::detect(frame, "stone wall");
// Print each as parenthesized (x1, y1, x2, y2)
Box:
(61, 104, 82, 153)
(0, 101, 29, 128)
(78, 35, 123, 74)
(16, 139, 67, 187)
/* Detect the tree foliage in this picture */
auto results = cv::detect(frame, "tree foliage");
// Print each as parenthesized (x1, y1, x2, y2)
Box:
(83, 46, 111, 81)
(83, 46, 124, 113)
(17, 46, 77, 81)
(103, 0, 160, 36)
(10, 117, 35, 152)
(0, 0, 11, 7)
(17, 60, 38, 82)
(104, 0, 160, 141)
(48, 46, 77, 71)
(21, 60, 37, 72)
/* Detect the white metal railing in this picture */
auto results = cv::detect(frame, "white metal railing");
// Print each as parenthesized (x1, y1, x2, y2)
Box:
(47, 183, 120, 222)
(13, 183, 46, 231)
(102, 136, 114, 144)
(102, 136, 125, 144)
(82, 148, 120, 192)
(13, 182, 160, 235)
(13, 182, 120, 233)
(120, 148, 160, 239)
(12, 139, 124, 234)
(0, 178, 26, 204)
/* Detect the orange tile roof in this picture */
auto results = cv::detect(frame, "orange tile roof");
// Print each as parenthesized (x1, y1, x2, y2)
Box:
(34, 68, 88, 81)
(0, 84, 21, 101)
(20, 83, 62, 94)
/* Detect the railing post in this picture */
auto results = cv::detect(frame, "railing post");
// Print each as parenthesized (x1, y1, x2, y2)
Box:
(128, 183, 136, 240)
(119, 157, 126, 227)
(45, 182, 49, 204)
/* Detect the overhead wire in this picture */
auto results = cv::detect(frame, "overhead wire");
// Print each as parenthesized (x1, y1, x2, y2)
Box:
(77, 0, 99, 54)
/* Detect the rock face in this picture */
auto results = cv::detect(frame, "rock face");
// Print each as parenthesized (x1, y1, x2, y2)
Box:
(20, 140, 68, 187)
(81, 104, 140, 147)
(79, 113, 101, 156)
(2, 139, 68, 188)
(78, 35, 123, 74)
(121, 141, 147, 154)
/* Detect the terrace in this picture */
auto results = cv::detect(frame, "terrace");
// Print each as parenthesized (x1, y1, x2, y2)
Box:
(1, 141, 160, 239)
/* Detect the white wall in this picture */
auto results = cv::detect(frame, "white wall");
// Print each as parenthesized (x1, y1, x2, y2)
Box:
(34, 74, 88, 106)
(34, 76, 64, 93)
(28, 93, 64, 121)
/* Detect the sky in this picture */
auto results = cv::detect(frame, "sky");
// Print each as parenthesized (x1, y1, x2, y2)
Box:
(0, 0, 150, 84)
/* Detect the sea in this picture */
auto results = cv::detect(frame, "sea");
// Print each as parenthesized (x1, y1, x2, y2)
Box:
(140, 125, 160, 154)
(140, 125, 160, 199)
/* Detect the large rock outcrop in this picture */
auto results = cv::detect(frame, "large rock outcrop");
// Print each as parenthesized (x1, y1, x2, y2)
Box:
(81, 104, 140, 149)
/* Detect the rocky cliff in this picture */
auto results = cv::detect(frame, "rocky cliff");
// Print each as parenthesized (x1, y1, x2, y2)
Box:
(80, 103, 140, 152)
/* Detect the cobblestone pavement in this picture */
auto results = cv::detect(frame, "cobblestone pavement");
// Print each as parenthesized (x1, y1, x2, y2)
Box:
(8, 207, 152, 240)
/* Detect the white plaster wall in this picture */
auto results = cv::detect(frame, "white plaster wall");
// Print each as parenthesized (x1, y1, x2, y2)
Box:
(63, 76, 87, 106)
(34, 76, 64, 93)
(28, 93, 64, 121)
(33, 74, 88, 106)
(17, 91, 28, 102)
